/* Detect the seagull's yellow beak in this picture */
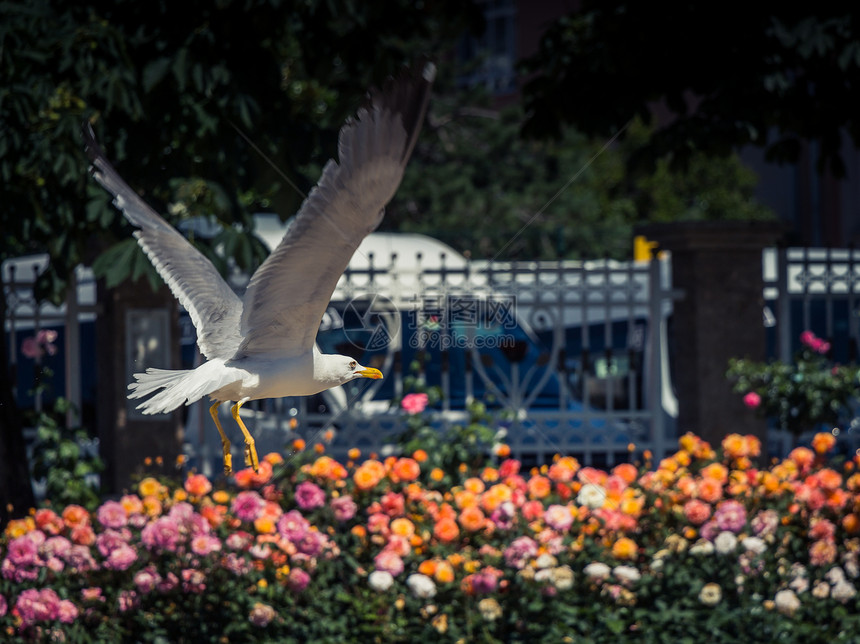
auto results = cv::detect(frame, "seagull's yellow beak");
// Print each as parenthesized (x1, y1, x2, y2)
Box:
(357, 367, 383, 380)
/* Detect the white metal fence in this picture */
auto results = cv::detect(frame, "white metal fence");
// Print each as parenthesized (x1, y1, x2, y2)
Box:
(2, 256, 100, 496)
(11, 244, 860, 477)
(200, 250, 680, 472)
(763, 247, 860, 456)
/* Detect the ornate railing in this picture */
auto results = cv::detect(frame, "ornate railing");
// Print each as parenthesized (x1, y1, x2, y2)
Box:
(207, 252, 680, 472)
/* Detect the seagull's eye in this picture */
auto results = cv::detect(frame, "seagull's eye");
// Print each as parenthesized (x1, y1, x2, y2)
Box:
(348, 360, 357, 370)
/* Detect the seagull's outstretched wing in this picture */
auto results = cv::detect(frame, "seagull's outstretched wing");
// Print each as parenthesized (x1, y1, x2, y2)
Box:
(235, 62, 436, 359)
(83, 123, 243, 360)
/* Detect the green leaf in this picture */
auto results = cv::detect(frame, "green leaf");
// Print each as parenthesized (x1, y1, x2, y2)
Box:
(91, 238, 139, 288)
(143, 57, 172, 93)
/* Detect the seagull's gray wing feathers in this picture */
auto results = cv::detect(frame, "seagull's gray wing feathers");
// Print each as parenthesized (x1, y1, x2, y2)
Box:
(82, 124, 243, 360)
(235, 62, 436, 358)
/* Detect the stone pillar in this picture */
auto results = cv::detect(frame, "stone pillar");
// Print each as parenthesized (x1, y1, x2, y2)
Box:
(636, 221, 786, 452)
(96, 279, 182, 493)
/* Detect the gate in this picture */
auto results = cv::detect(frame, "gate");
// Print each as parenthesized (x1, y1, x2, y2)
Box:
(203, 249, 679, 472)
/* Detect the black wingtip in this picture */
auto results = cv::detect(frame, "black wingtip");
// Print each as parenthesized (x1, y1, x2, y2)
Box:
(81, 120, 105, 167)
(368, 59, 437, 164)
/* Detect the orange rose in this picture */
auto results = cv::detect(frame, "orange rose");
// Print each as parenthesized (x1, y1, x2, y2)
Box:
(433, 517, 460, 543)
(120, 495, 144, 516)
(527, 475, 551, 499)
(481, 483, 513, 512)
(701, 463, 728, 484)
(184, 473, 212, 497)
(354, 460, 386, 490)
(722, 433, 747, 458)
(696, 477, 724, 504)
(138, 477, 162, 498)
(392, 457, 421, 482)
(611, 537, 638, 560)
(61, 504, 90, 528)
(418, 559, 437, 576)
(789, 447, 815, 470)
(612, 463, 638, 485)
(816, 468, 842, 491)
(494, 443, 511, 458)
(812, 432, 837, 455)
(458, 505, 486, 532)
(434, 560, 455, 584)
(264, 452, 284, 466)
(390, 517, 416, 538)
(4, 517, 35, 538)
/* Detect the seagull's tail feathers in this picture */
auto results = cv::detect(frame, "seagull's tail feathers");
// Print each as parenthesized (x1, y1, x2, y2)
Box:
(128, 362, 236, 414)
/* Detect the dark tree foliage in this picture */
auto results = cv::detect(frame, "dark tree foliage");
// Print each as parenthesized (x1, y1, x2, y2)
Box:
(520, 3, 860, 177)
(0, 0, 480, 522)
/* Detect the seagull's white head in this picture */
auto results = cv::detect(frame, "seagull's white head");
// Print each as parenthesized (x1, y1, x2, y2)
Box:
(314, 353, 383, 389)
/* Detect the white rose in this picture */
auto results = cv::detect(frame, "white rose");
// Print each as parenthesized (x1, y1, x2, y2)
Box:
(577, 483, 606, 509)
(612, 565, 641, 585)
(406, 573, 437, 599)
(551, 565, 575, 591)
(478, 597, 503, 621)
(774, 589, 800, 616)
(741, 536, 766, 555)
(714, 531, 738, 555)
(811, 581, 830, 598)
(832, 581, 857, 603)
(825, 566, 846, 585)
(690, 540, 715, 556)
(535, 553, 558, 569)
(368, 570, 394, 592)
(789, 575, 809, 594)
(535, 568, 552, 584)
(699, 583, 722, 606)
(583, 562, 611, 581)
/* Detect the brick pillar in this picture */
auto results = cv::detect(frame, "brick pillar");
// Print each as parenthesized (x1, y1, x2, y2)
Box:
(96, 279, 182, 492)
(637, 221, 786, 451)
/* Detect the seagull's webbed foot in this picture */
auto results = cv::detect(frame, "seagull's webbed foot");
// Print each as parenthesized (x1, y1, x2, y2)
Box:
(232, 399, 259, 473)
(210, 401, 233, 475)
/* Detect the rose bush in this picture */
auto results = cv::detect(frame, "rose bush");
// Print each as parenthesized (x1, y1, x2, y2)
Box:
(2, 431, 860, 642)
(728, 330, 859, 437)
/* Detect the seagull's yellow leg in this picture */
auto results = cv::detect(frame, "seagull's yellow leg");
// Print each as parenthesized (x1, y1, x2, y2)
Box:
(210, 402, 233, 476)
(231, 400, 259, 473)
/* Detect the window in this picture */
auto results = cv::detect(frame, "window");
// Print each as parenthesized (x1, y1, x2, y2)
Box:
(457, 0, 517, 94)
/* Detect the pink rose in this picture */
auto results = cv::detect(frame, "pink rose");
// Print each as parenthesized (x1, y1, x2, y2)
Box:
(543, 504, 573, 532)
(97, 500, 128, 529)
(401, 393, 429, 415)
(800, 330, 830, 354)
(191, 534, 222, 556)
(330, 495, 358, 522)
(743, 391, 761, 409)
(683, 499, 712, 526)
(141, 516, 181, 553)
(105, 544, 137, 571)
(288, 568, 311, 592)
(134, 567, 162, 594)
(373, 550, 405, 576)
(277, 510, 309, 543)
(249, 602, 276, 627)
(231, 491, 265, 523)
(294, 481, 326, 511)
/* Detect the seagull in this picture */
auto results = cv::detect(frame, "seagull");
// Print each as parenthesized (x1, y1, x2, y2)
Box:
(83, 62, 436, 475)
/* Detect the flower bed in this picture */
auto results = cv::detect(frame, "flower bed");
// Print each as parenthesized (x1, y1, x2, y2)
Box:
(2, 432, 860, 642)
